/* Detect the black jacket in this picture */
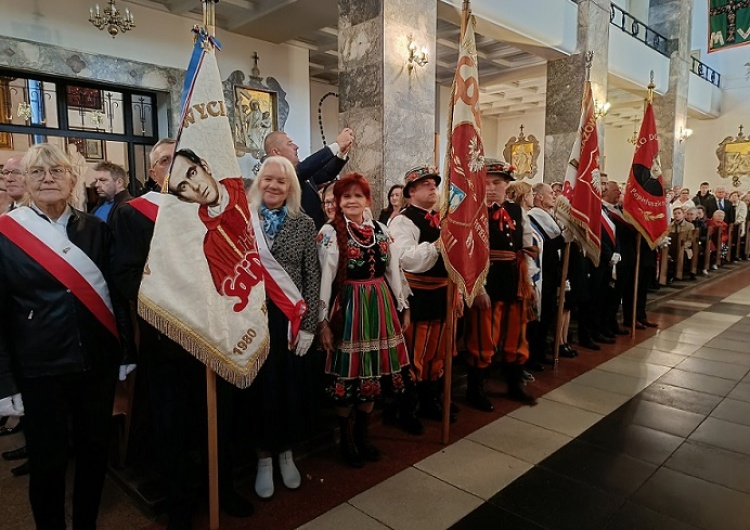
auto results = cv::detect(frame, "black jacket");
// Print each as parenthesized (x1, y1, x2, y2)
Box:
(0, 208, 134, 396)
(693, 192, 718, 219)
(297, 146, 348, 229)
(91, 189, 133, 227)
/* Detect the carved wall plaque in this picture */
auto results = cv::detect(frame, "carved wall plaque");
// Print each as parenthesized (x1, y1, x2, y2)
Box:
(502, 124, 540, 180)
(716, 125, 750, 188)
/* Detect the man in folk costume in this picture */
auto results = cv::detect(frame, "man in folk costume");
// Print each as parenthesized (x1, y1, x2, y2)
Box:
(390, 166, 456, 422)
(112, 139, 256, 528)
(464, 160, 537, 409)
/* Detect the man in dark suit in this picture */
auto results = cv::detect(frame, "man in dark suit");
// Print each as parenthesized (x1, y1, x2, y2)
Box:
(1, 156, 26, 211)
(714, 185, 735, 224)
(264, 128, 353, 228)
(91, 161, 132, 226)
(693, 181, 718, 219)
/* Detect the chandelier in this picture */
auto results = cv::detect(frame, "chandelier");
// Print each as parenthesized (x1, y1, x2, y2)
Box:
(89, 1, 135, 38)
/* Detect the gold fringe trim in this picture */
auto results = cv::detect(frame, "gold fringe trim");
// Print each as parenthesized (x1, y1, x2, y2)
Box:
(558, 207, 601, 268)
(137, 294, 270, 389)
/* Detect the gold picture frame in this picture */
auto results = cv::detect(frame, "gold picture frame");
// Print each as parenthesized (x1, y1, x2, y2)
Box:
(502, 125, 540, 180)
(233, 86, 278, 159)
(716, 125, 750, 188)
(0, 79, 12, 150)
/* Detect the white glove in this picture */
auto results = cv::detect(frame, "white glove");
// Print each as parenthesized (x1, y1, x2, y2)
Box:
(564, 279, 571, 292)
(0, 393, 24, 416)
(609, 252, 622, 267)
(659, 236, 672, 248)
(118, 364, 136, 381)
(294, 331, 315, 357)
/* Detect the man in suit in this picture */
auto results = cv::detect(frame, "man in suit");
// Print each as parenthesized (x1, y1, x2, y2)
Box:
(1, 156, 26, 210)
(91, 161, 132, 226)
(264, 128, 354, 228)
(714, 185, 735, 224)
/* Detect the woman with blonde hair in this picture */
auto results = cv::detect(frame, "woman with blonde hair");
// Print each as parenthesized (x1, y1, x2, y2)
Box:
(246, 155, 321, 499)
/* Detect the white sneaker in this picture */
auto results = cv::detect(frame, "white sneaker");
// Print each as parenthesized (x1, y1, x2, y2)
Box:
(278, 450, 301, 490)
(255, 457, 274, 499)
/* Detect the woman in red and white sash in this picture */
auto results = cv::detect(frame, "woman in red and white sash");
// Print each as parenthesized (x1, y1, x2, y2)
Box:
(0, 143, 134, 529)
(246, 156, 321, 499)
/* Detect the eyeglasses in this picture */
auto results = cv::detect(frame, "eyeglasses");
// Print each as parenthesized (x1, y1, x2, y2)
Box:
(323, 200, 335, 207)
(1, 169, 22, 177)
(27, 166, 68, 181)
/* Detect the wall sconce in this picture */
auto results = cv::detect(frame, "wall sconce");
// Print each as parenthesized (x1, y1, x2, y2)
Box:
(407, 36, 428, 71)
(593, 100, 611, 119)
(678, 126, 693, 142)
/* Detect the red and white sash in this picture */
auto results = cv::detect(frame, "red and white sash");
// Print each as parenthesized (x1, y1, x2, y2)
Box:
(128, 192, 164, 223)
(601, 208, 617, 246)
(251, 211, 307, 345)
(0, 207, 118, 338)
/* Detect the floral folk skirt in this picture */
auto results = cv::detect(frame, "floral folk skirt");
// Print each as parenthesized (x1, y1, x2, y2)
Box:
(326, 277, 410, 405)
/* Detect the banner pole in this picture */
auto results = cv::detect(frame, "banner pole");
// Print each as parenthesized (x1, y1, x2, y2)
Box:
(631, 233, 642, 338)
(441, 282, 456, 445)
(553, 243, 571, 370)
(203, 2, 220, 529)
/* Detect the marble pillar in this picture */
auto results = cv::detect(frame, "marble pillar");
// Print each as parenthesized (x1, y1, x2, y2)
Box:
(544, 0, 611, 183)
(338, 0, 437, 212)
(648, 0, 691, 190)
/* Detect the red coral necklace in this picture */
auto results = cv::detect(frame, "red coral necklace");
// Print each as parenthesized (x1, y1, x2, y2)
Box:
(346, 218, 377, 248)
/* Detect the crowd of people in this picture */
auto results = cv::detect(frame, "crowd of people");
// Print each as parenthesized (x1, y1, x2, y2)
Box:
(1, 133, 748, 529)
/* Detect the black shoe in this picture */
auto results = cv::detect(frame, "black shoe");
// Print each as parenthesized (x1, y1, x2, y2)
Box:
(338, 415, 364, 468)
(591, 333, 616, 345)
(559, 344, 578, 357)
(638, 320, 658, 328)
(527, 361, 545, 372)
(506, 365, 537, 406)
(599, 330, 617, 340)
(2, 445, 27, 461)
(466, 367, 494, 412)
(578, 340, 601, 351)
(354, 411, 380, 462)
(11, 461, 29, 477)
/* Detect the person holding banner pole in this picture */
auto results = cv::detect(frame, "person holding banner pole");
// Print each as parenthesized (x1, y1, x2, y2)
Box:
(246, 156, 320, 499)
(0, 143, 135, 530)
(317, 173, 412, 468)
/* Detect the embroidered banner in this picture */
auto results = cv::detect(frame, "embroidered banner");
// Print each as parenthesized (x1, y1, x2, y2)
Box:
(708, 0, 750, 53)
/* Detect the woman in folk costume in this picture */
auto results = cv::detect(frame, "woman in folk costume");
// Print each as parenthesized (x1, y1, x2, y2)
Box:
(0, 143, 135, 529)
(317, 173, 411, 468)
(246, 156, 321, 499)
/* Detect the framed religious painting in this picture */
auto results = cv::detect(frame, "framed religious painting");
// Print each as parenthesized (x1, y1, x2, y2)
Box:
(233, 86, 278, 159)
(716, 125, 750, 187)
(502, 125, 540, 180)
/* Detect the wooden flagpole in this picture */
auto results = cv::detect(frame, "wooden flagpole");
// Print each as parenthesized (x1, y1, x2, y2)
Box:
(441, 0, 471, 445)
(203, 2, 220, 528)
(552, 243, 571, 369)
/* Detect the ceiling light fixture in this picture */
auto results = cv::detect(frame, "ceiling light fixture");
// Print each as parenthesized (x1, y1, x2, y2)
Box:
(89, 1, 135, 38)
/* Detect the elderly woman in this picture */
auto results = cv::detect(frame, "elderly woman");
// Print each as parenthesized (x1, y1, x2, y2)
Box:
(0, 143, 134, 529)
(246, 155, 321, 499)
(317, 173, 411, 468)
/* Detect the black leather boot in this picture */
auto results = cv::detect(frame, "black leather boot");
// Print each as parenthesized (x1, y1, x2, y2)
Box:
(417, 381, 443, 421)
(506, 364, 538, 406)
(397, 386, 424, 435)
(338, 414, 364, 468)
(466, 366, 494, 412)
(354, 410, 380, 462)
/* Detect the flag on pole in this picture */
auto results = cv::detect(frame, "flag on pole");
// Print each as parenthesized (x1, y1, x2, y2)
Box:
(555, 79, 603, 267)
(622, 101, 668, 249)
(138, 28, 270, 388)
(439, 14, 489, 306)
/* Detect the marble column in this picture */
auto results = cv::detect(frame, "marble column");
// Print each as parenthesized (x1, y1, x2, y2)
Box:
(543, 0, 611, 183)
(648, 0, 692, 190)
(338, 0, 437, 212)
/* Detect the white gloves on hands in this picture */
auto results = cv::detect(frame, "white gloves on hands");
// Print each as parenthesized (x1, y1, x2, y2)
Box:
(119, 364, 136, 382)
(659, 236, 672, 248)
(565, 280, 571, 292)
(0, 393, 24, 416)
(609, 252, 622, 267)
(295, 331, 315, 357)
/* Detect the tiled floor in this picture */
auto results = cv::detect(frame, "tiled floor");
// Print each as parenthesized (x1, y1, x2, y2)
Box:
(2, 268, 750, 530)
(302, 278, 750, 530)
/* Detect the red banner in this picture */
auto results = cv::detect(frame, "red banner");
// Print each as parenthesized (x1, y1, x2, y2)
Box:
(439, 16, 489, 306)
(623, 102, 668, 249)
(555, 80, 602, 267)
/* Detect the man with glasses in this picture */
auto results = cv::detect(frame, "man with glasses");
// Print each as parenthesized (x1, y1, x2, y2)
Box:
(1, 156, 26, 210)
(145, 138, 177, 192)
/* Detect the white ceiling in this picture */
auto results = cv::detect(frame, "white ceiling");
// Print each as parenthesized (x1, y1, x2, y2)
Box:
(129, 0, 650, 124)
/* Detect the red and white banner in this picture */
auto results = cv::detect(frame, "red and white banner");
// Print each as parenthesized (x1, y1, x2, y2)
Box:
(138, 33, 269, 389)
(622, 102, 668, 249)
(0, 207, 118, 338)
(128, 192, 163, 223)
(439, 14, 489, 306)
(555, 80, 603, 267)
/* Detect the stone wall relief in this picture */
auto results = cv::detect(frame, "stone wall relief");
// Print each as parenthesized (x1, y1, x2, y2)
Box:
(716, 125, 750, 188)
(502, 125, 540, 180)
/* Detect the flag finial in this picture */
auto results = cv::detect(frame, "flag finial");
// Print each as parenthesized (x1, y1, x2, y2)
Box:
(647, 70, 655, 104)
